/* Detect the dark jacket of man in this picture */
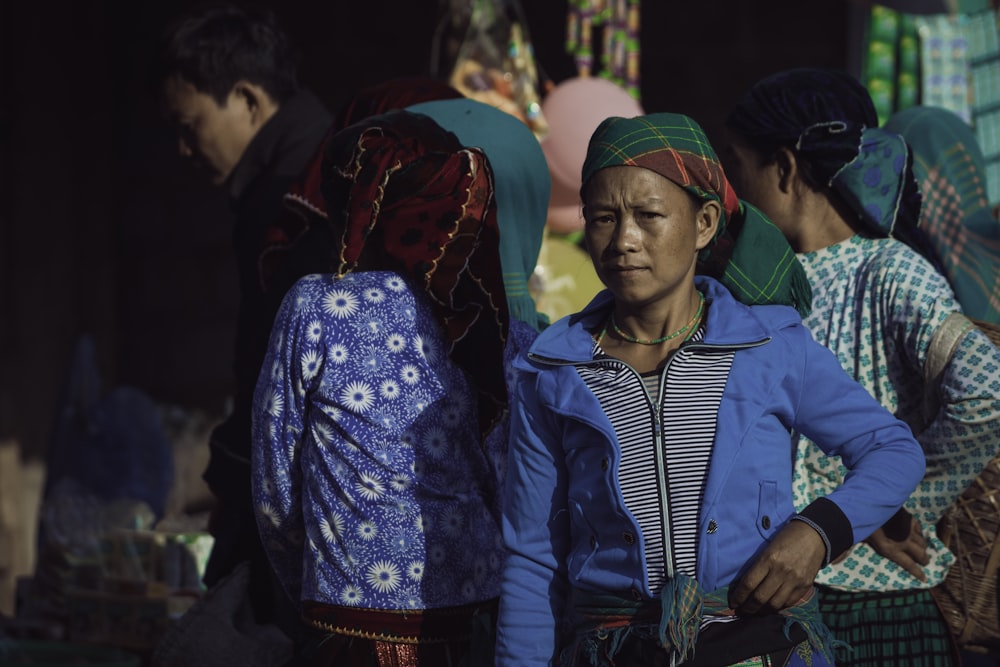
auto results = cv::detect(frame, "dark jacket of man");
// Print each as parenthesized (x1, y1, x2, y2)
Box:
(203, 88, 332, 623)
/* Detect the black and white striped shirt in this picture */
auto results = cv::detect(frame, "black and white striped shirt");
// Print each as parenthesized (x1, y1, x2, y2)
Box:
(578, 326, 735, 590)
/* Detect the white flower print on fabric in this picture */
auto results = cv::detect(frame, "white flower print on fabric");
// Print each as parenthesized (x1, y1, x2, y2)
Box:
(367, 560, 402, 593)
(320, 514, 343, 543)
(386, 333, 406, 354)
(339, 585, 364, 606)
(357, 521, 378, 541)
(414, 335, 439, 364)
(400, 364, 421, 385)
(358, 346, 388, 374)
(263, 390, 284, 417)
(312, 421, 334, 447)
(356, 472, 385, 501)
(384, 275, 406, 292)
(300, 349, 322, 381)
(341, 381, 375, 413)
(328, 344, 348, 364)
(306, 320, 323, 343)
(390, 473, 411, 492)
(322, 289, 359, 318)
(258, 501, 281, 527)
(251, 271, 515, 610)
(380, 380, 401, 400)
(363, 286, 386, 304)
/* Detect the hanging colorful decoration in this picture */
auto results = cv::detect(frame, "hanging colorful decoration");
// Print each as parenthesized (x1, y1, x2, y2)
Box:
(566, 0, 641, 100)
(432, 0, 550, 139)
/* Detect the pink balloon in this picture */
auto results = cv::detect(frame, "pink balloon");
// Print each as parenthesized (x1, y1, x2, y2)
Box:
(540, 77, 644, 191)
(543, 141, 584, 233)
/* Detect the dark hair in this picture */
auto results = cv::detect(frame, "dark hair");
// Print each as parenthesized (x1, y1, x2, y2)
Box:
(725, 68, 877, 193)
(155, 3, 299, 105)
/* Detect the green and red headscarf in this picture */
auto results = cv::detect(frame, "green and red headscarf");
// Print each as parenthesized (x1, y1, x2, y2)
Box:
(320, 109, 510, 437)
(581, 112, 812, 316)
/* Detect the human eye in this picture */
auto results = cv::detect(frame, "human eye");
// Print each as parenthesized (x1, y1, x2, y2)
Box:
(176, 121, 197, 141)
(637, 208, 668, 224)
(584, 210, 615, 225)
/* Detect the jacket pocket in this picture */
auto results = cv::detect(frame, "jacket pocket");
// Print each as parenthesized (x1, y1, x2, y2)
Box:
(755, 480, 779, 540)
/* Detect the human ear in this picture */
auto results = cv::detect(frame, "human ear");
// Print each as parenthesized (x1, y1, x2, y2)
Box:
(232, 81, 275, 125)
(775, 147, 798, 194)
(695, 199, 721, 250)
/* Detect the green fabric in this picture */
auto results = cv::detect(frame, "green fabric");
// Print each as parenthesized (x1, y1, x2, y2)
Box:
(818, 586, 957, 666)
(581, 112, 812, 316)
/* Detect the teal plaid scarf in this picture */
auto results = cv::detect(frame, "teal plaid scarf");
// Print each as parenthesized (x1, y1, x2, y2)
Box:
(885, 105, 1000, 324)
(581, 113, 811, 317)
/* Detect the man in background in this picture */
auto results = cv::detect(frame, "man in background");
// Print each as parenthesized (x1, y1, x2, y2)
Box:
(155, 2, 331, 632)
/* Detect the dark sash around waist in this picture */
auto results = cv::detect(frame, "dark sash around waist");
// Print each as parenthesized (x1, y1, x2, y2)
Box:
(302, 598, 498, 644)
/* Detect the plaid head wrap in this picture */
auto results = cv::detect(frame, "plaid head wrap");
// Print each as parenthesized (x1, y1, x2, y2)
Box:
(581, 112, 812, 315)
(726, 68, 932, 262)
(320, 109, 510, 437)
(885, 105, 1000, 323)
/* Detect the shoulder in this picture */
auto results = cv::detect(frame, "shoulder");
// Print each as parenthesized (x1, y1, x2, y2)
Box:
(698, 276, 805, 342)
(856, 237, 952, 290)
(743, 303, 803, 331)
(282, 271, 419, 313)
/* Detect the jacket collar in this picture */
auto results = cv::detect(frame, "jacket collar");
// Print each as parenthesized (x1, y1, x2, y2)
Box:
(228, 89, 331, 205)
(523, 276, 788, 367)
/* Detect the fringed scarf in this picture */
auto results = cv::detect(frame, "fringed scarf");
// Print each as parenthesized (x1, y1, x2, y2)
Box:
(564, 576, 847, 666)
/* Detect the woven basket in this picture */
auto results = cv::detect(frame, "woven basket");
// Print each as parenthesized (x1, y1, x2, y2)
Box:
(931, 317, 1000, 655)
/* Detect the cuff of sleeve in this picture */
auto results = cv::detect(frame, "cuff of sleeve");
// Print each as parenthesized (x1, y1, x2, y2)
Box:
(794, 497, 854, 566)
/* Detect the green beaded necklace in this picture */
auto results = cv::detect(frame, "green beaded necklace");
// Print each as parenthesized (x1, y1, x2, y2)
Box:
(599, 291, 705, 346)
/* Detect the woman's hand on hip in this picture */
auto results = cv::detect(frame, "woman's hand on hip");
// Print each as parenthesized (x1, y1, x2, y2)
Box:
(864, 512, 929, 581)
(728, 520, 826, 614)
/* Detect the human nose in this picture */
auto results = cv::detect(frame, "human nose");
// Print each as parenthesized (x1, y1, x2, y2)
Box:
(611, 215, 640, 253)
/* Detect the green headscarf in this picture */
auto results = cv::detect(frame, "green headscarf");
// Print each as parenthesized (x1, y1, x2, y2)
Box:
(409, 98, 551, 331)
(581, 112, 811, 316)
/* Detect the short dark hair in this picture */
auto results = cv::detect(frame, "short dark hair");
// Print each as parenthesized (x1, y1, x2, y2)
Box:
(155, 3, 299, 105)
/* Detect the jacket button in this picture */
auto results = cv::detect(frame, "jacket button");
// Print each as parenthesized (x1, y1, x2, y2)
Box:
(590, 535, 596, 548)
(623, 532, 635, 545)
(601, 458, 609, 471)
(761, 515, 771, 530)
(707, 519, 718, 534)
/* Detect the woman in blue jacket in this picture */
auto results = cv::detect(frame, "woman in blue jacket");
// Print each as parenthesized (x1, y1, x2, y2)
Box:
(495, 113, 926, 667)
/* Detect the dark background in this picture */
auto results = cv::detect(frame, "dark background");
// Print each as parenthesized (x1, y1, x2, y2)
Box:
(0, 0, 862, 462)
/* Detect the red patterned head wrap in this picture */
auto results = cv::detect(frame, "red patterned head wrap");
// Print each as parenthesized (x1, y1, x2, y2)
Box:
(321, 109, 509, 436)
